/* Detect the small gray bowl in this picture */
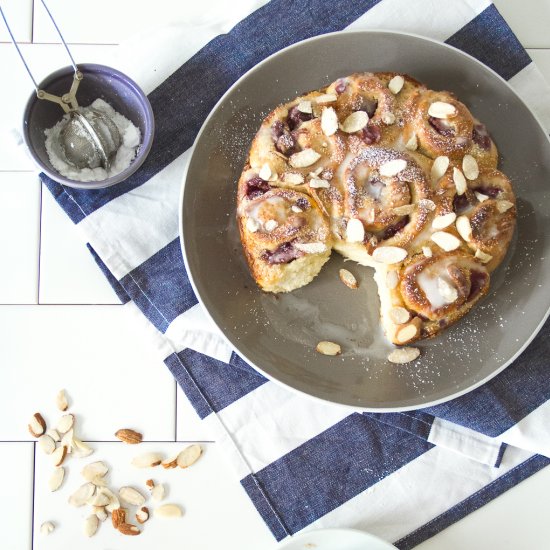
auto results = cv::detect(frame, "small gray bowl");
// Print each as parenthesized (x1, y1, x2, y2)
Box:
(23, 63, 154, 189)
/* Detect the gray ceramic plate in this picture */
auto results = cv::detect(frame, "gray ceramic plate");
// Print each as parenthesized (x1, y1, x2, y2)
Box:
(180, 31, 550, 411)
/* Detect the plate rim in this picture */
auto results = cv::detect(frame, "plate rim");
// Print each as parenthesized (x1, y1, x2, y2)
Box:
(179, 29, 550, 412)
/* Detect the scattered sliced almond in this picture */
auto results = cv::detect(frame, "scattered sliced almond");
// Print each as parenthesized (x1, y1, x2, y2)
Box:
(131, 452, 163, 468)
(405, 133, 418, 151)
(453, 167, 467, 195)
(321, 107, 338, 136)
(152, 484, 165, 502)
(103, 488, 121, 513)
(309, 166, 323, 177)
(93, 506, 108, 522)
(60, 428, 75, 454)
(38, 434, 56, 455)
(51, 445, 67, 467)
(389, 306, 410, 325)
(431, 156, 449, 182)
(316, 341, 342, 356)
(456, 216, 473, 242)
(82, 461, 109, 483)
(315, 93, 337, 104)
(379, 159, 407, 177)
(146, 479, 155, 489)
(294, 242, 326, 254)
(395, 323, 418, 344)
(177, 444, 203, 468)
(115, 428, 143, 445)
(73, 437, 94, 458)
(422, 246, 433, 258)
(475, 249, 493, 263)
(432, 212, 457, 230)
(419, 198, 436, 211)
(136, 507, 150, 524)
(386, 270, 399, 290)
(428, 101, 456, 118)
(84, 514, 99, 537)
(341, 111, 369, 133)
(438, 277, 458, 303)
(264, 219, 278, 232)
(431, 231, 461, 252)
(372, 246, 408, 265)
(297, 100, 312, 114)
(154, 504, 183, 519)
(388, 75, 405, 94)
(69, 482, 96, 507)
(339, 268, 358, 289)
(161, 455, 178, 469)
(388, 347, 420, 364)
(246, 218, 260, 233)
(46, 429, 60, 442)
(28, 413, 46, 438)
(382, 112, 396, 125)
(291, 205, 303, 213)
(497, 200, 514, 213)
(111, 508, 126, 529)
(283, 172, 304, 185)
(56, 414, 74, 434)
(258, 163, 272, 181)
(49, 467, 65, 492)
(462, 154, 479, 180)
(87, 492, 111, 507)
(346, 218, 365, 243)
(475, 191, 489, 202)
(392, 204, 414, 216)
(56, 389, 69, 412)
(119, 486, 146, 507)
(289, 148, 321, 168)
(118, 523, 141, 536)
(309, 178, 330, 189)
(40, 521, 55, 536)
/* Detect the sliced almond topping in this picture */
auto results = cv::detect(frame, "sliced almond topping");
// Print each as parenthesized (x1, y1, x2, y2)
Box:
(346, 218, 365, 243)
(309, 178, 330, 189)
(405, 133, 418, 151)
(46, 429, 60, 442)
(115, 428, 143, 445)
(321, 107, 338, 136)
(258, 163, 272, 181)
(428, 101, 457, 119)
(372, 246, 408, 265)
(131, 452, 163, 468)
(154, 504, 184, 519)
(497, 200, 514, 213)
(82, 461, 109, 483)
(40, 521, 55, 536)
(419, 198, 436, 211)
(177, 444, 203, 468)
(118, 523, 141, 536)
(309, 166, 323, 177)
(382, 112, 396, 125)
(119, 486, 146, 507)
(379, 159, 407, 177)
(389, 307, 410, 325)
(386, 270, 399, 290)
(341, 111, 369, 133)
(294, 242, 326, 254)
(396, 323, 418, 344)
(88, 492, 110, 507)
(475, 191, 489, 202)
(103, 488, 121, 513)
(297, 100, 312, 114)
(431, 231, 461, 252)
(316, 341, 342, 356)
(152, 484, 165, 502)
(289, 148, 321, 168)
(69, 482, 96, 507)
(388, 347, 421, 364)
(28, 413, 46, 438)
(388, 75, 405, 94)
(283, 172, 304, 185)
(38, 434, 56, 455)
(60, 428, 74, 454)
(462, 154, 479, 180)
(291, 205, 302, 213)
(112, 507, 126, 528)
(432, 212, 457, 230)
(339, 268, 358, 289)
(264, 219, 278, 232)
(93, 506, 107, 522)
(475, 249, 493, 263)
(56, 389, 69, 412)
(456, 216, 472, 242)
(49, 467, 65, 492)
(315, 93, 337, 104)
(56, 414, 74, 434)
(431, 156, 449, 182)
(51, 445, 67, 467)
(392, 204, 414, 216)
(453, 167, 467, 195)
(438, 277, 458, 303)
(136, 507, 150, 524)
(246, 217, 260, 233)
(422, 246, 433, 258)
(84, 514, 99, 537)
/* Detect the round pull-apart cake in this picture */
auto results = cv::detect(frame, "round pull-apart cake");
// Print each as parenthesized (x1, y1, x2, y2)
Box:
(236, 72, 516, 347)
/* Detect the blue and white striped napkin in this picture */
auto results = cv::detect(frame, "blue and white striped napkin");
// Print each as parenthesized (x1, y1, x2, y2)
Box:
(41, 1, 550, 547)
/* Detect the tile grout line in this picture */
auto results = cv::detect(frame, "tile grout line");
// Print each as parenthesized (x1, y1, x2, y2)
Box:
(30, 441, 36, 550)
(37, 182, 43, 305)
(30, 0, 35, 43)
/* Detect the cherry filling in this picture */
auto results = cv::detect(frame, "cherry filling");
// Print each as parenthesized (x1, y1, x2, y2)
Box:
(361, 98, 378, 118)
(428, 116, 455, 137)
(287, 106, 313, 130)
(473, 123, 491, 150)
(360, 124, 381, 145)
(261, 242, 304, 265)
(335, 79, 347, 93)
(271, 120, 296, 155)
(382, 215, 409, 240)
(476, 186, 501, 198)
(468, 270, 488, 299)
(245, 176, 270, 199)
(453, 193, 472, 214)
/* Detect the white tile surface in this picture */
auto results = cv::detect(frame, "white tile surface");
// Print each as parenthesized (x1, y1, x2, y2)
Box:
(176, 385, 217, 442)
(0, 172, 40, 304)
(0, 0, 33, 42)
(0, 442, 34, 550)
(39, 182, 118, 304)
(0, 304, 176, 441)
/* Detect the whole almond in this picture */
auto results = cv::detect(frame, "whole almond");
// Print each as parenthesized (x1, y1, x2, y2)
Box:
(28, 413, 46, 438)
(118, 523, 141, 536)
(119, 486, 146, 507)
(115, 429, 143, 445)
(154, 504, 183, 519)
(177, 444, 203, 469)
(48, 467, 65, 492)
(84, 514, 99, 537)
(131, 452, 163, 468)
(136, 506, 150, 524)
(112, 508, 126, 529)
(56, 389, 69, 411)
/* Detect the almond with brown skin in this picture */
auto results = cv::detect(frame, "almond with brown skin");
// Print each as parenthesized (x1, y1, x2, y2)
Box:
(136, 507, 149, 524)
(111, 508, 126, 529)
(28, 413, 46, 438)
(118, 523, 140, 536)
(52, 445, 67, 467)
(115, 429, 142, 444)
(161, 455, 178, 469)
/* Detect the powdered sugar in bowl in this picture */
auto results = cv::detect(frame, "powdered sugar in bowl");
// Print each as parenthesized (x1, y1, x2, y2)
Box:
(23, 63, 154, 190)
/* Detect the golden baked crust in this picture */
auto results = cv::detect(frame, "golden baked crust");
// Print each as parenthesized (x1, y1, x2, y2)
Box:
(237, 72, 516, 344)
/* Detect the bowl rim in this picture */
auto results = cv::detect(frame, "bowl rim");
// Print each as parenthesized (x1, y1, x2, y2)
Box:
(22, 62, 155, 190)
(179, 29, 550, 412)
